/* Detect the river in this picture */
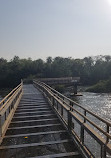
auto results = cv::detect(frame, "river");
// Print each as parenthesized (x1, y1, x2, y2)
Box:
(74, 92, 111, 122)
(66, 89, 111, 158)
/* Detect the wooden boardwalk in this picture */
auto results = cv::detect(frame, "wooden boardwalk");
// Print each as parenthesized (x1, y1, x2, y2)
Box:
(0, 84, 82, 158)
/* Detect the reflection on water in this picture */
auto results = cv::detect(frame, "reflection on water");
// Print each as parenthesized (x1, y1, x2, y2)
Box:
(75, 92, 111, 122)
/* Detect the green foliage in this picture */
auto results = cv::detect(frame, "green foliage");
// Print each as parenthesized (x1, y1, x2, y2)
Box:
(0, 55, 111, 91)
(53, 85, 65, 93)
(23, 75, 34, 84)
(86, 78, 111, 93)
(0, 88, 12, 97)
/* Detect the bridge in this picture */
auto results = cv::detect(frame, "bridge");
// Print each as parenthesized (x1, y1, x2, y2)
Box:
(38, 77, 80, 85)
(38, 77, 80, 94)
(0, 80, 111, 158)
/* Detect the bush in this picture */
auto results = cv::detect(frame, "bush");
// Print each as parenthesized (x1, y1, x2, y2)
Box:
(53, 84, 65, 93)
(86, 78, 111, 93)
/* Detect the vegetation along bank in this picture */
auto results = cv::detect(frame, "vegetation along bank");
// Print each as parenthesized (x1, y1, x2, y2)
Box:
(0, 55, 111, 93)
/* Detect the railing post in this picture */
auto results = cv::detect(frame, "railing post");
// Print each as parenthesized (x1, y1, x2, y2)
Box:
(61, 97, 64, 116)
(61, 105, 63, 116)
(70, 101, 73, 111)
(52, 96, 54, 107)
(80, 110, 86, 144)
(68, 110, 72, 131)
(21, 79, 23, 93)
(84, 110, 86, 123)
(57, 101, 58, 110)
(5, 112, 7, 120)
(21, 79, 23, 92)
(106, 125, 109, 143)
(11, 100, 14, 109)
(21, 79, 22, 84)
(101, 145, 106, 158)
(80, 125, 84, 144)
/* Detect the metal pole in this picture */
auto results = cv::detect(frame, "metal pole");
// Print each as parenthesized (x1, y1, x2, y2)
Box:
(68, 110, 72, 132)
(101, 145, 106, 158)
(80, 125, 84, 144)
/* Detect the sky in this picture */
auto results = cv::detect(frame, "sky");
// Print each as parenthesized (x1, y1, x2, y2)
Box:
(0, 0, 111, 60)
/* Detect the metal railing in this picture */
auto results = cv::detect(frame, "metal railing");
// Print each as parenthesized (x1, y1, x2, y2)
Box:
(0, 81, 23, 144)
(33, 80, 111, 158)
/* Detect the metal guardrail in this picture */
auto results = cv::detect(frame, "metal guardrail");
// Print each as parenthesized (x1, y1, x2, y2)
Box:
(33, 80, 111, 158)
(0, 81, 23, 144)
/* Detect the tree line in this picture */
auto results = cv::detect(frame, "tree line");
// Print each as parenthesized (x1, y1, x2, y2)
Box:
(0, 55, 111, 89)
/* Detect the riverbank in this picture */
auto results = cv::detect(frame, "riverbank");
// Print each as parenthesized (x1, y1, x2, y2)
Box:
(86, 78, 111, 93)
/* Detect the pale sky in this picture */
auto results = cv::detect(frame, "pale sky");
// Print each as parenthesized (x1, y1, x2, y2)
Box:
(0, 0, 111, 60)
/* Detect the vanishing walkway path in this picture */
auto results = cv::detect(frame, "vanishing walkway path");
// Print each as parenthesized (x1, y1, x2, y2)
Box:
(0, 84, 82, 158)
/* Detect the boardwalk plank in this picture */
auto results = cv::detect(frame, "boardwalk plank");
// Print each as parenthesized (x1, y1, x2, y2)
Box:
(28, 152, 80, 158)
(0, 84, 83, 158)
(5, 130, 67, 138)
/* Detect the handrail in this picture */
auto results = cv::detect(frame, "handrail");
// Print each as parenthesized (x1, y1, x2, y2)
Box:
(0, 83, 22, 110)
(0, 83, 22, 111)
(48, 92, 111, 140)
(0, 81, 23, 144)
(33, 80, 111, 158)
(34, 80, 111, 137)
(34, 80, 111, 126)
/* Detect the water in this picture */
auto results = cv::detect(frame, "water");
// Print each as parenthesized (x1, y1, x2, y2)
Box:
(69, 91, 111, 158)
(75, 92, 111, 122)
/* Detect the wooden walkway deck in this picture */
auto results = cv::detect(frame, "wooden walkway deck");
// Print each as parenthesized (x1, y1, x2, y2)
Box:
(0, 84, 82, 158)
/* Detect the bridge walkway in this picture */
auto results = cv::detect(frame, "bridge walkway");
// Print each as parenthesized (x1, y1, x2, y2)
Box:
(0, 84, 82, 158)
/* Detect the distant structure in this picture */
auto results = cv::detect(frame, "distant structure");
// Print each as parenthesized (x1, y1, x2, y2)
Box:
(38, 77, 80, 94)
